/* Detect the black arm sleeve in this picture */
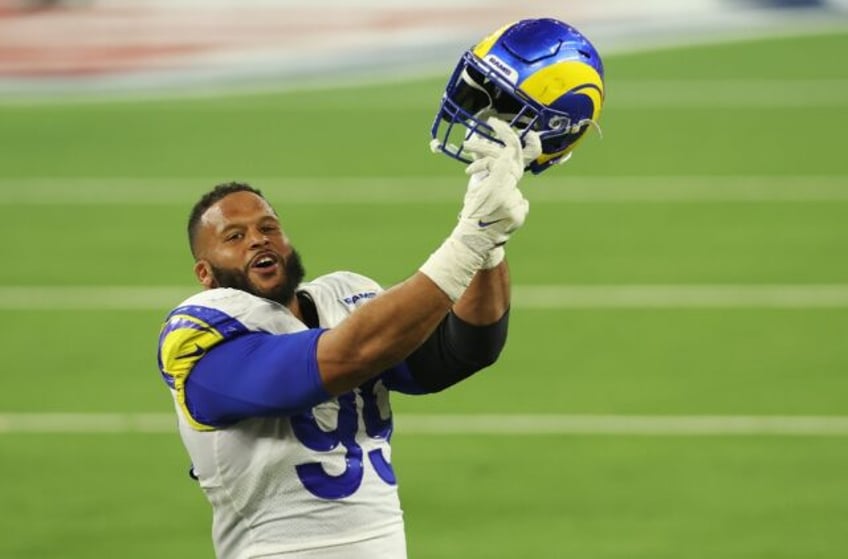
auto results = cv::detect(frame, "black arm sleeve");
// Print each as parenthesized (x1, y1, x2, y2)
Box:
(403, 309, 510, 393)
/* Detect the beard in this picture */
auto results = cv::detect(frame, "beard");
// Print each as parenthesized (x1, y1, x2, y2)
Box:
(209, 249, 306, 307)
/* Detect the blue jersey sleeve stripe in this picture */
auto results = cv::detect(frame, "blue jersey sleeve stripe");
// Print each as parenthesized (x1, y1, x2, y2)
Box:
(184, 329, 331, 428)
(159, 305, 248, 346)
(161, 372, 176, 389)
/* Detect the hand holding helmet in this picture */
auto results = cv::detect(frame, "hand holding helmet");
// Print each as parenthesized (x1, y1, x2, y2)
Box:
(453, 117, 540, 248)
(458, 117, 541, 268)
(419, 118, 538, 299)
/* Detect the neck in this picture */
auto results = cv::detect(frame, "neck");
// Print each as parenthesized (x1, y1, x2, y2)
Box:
(287, 295, 303, 323)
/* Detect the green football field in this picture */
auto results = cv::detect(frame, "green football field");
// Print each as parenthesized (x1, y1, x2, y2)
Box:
(1, 30, 847, 558)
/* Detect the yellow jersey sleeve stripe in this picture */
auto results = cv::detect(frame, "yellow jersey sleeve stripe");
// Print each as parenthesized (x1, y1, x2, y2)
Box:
(158, 305, 249, 431)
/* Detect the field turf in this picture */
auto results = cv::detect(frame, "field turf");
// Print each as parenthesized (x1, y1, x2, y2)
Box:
(0, 31, 846, 558)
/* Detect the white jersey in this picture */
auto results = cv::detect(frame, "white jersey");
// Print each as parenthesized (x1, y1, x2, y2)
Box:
(157, 272, 405, 559)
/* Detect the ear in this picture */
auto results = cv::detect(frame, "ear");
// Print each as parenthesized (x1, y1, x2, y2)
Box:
(194, 260, 216, 289)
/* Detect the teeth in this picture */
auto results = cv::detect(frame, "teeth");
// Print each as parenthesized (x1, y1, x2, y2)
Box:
(255, 256, 275, 267)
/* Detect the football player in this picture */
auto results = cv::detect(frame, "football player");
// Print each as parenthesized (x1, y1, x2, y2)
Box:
(158, 17, 603, 559)
(158, 118, 537, 558)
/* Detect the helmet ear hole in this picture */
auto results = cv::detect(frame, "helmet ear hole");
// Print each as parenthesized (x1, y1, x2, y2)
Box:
(547, 115, 569, 131)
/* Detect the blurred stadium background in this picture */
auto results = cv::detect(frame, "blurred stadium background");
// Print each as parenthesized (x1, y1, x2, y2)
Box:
(1, 0, 847, 557)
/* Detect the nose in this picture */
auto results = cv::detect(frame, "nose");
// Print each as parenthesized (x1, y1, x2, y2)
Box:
(247, 227, 270, 249)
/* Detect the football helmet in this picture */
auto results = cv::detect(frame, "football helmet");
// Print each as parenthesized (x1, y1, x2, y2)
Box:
(431, 18, 605, 174)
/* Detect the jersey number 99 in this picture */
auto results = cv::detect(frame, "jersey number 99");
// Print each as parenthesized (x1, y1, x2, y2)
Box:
(291, 380, 396, 500)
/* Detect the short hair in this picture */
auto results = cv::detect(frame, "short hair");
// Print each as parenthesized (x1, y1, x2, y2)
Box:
(187, 181, 266, 259)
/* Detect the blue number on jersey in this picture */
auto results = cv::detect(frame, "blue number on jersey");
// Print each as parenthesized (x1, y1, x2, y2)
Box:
(360, 379, 396, 485)
(291, 379, 396, 499)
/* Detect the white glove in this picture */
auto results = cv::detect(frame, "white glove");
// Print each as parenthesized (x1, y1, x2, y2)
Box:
(463, 117, 544, 169)
(461, 118, 542, 268)
(419, 118, 540, 299)
(451, 119, 527, 252)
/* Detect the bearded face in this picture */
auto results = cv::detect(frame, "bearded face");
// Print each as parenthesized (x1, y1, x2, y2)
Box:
(208, 248, 305, 306)
(194, 191, 306, 307)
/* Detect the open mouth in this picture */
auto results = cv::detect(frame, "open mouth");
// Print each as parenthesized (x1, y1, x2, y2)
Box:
(249, 252, 280, 273)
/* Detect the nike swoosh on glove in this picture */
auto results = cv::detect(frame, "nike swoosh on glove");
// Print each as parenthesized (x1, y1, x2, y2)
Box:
(454, 118, 541, 255)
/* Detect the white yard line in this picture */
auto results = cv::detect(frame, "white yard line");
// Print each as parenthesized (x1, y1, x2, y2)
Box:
(193, 78, 848, 110)
(8, 78, 844, 109)
(1, 176, 848, 205)
(0, 286, 198, 310)
(1, 413, 847, 436)
(511, 285, 848, 309)
(607, 78, 848, 109)
(396, 414, 848, 436)
(1, 285, 848, 310)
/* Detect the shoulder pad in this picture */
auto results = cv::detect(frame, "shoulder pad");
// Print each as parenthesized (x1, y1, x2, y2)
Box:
(158, 297, 249, 388)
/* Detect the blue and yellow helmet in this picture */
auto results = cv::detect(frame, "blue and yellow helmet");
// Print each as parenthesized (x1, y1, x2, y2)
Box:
(431, 18, 605, 174)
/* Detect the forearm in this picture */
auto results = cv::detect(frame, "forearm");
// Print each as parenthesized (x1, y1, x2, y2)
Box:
(316, 119, 530, 396)
(316, 272, 453, 395)
(452, 258, 511, 325)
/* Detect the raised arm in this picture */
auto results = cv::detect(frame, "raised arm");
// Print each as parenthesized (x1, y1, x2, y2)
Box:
(163, 120, 540, 430)
(376, 124, 542, 396)
(451, 121, 541, 326)
(453, 259, 511, 325)
(316, 119, 537, 395)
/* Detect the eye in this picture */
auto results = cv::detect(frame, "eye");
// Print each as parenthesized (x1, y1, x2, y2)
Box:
(261, 224, 280, 234)
(225, 232, 244, 242)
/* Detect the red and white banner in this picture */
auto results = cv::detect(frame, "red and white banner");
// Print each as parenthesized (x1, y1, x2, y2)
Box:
(0, 0, 841, 94)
